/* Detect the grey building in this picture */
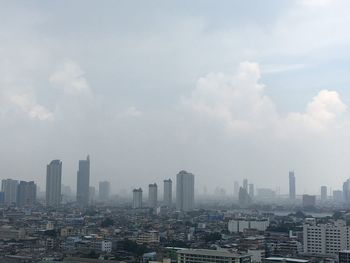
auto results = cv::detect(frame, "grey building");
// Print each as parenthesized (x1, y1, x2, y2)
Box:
(1, 179, 18, 205)
(76, 155, 90, 206)
(148, 183, 158, 208)
(17, 181, 36, 207)
(176, 170, 194, 212)
(133, 188, 142, 209)
(289, 171, 296, 200)
(321, 186, 327, 202)
(163, 179, 172, 207)
(46, 160, 62, 208)
(99, 181, 110, 201)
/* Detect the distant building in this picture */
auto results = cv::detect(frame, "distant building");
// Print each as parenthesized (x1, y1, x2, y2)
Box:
(339, 250, 350, 263)
(17, 181, 36, 207)
(148, 183, 158, 208)
(228, 218, 269, 233)
(133, 188, 142, 209)
(89, 186, 96, 203)
(76, 155, 90, 206)
(243, 179, 248, 191)
(289, 171, 296, 200)
(321, 186, 327, 202)
(334, 190, 343, 203)
(177, 249, 251, 263)
(248, 183, 254, 198)
(176, 170, 194, 212)
(1, 179, 18, 205)
(239, 187, 251, 207)
(257, 188, 276, 199)
(163, 179, 172, 207)
(99, 181, 110, 201)
(234, 181, 239, 197)
(46, 160, 62, 208)
(344, 179, 350, 205)
(302, 194, 316, 208)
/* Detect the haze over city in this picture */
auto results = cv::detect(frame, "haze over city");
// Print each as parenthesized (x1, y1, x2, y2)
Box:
(2, 0, 350, 195)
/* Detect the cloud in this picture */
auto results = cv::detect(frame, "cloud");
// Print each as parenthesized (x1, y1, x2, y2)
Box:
(49, 59, 92, 97)
(9, 93, 54, 121)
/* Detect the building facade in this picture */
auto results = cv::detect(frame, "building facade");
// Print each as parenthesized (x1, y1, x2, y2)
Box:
(133, 188, 143, 209)
(148, 183, 158, 208)
(1, 179, 18, 205)
(177, 249, 251, 263)
(176, 170, 194, 212)
(46, 160, 62, 208)
(17, 181, 36, 207)
(76, 155, 90, 206)
(163, 179, 172, 207)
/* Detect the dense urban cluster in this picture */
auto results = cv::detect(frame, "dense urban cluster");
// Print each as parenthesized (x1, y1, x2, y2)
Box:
(1, 158, 350, 262)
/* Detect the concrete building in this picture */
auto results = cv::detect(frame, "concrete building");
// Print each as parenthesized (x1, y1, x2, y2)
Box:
(228, 218, 269, 233)
(148, 183, 158, 208)
(46, 160, 62, 208)
(137, 230, 160, 244)
(176, 170, 194, 212)
(177, 249, 251, 263)
(98, 181, 110, 201)
(76, 155, 90, 206)
(133, 188, 143, 209)
(321, 186, 327, 202)
(163, 179, 172, 207)
(17, 181, 36, 207)
(344, 179, 350, 205)
(1, 179, 18, 205)
(303, 219, 350, 256)
(289, 171, 296, 200)
(302, 194, 316, 208)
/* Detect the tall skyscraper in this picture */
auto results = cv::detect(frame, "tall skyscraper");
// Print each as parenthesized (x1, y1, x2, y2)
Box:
(163, 179, 172, 207)
(289, 171, 296, 200)
(176, 170, 194, 212)
(1, 179, 18, 205)
(17, 181, 36, 207)
(133, 188, 143, 209)
(321, 186, 327, 202)
(76, 155, 90, 206)
(344, 179, 350, 204)
(234, 181, 239, 197)
(99, 181, 110, 201)
(248, 183, 254, 198)
(243, 179, 248, 191)
(148, 183, 158, 208)
(46, 160, 62, 208)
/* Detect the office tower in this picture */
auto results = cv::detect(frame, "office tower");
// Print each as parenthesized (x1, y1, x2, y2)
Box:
(148, 183, 158, 208)
(163, 179, 172, 207)
(238, 187, 251, 207)
(46, 160, 62, 208)
(99, 181, 110, 201)
(243, 179, 248, 191)
(289, 171, 296, 200)
(302, 194, 316, 208)
(76, 155, 90, 206)
(176, 170, 194, 212)
(248, 183, 254, 198)
(321, 186, 327, 202)
(17, 181, 36, 207)
(1, 179, 18, 205)
(234, 181, 239, 197)
(133, 188, 143, 209)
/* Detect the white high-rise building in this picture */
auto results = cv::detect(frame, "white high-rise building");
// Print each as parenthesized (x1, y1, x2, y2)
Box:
(1, 179, 18, 205)
(163, 179, 172, 207)
(303, 219, 350, 256)
(77, 155, 90, 206)
(133, 188, 143, 209)
(289, 171, 296, 200)
(99, 181, 110, 201)
(46, 160, 62, 208)
(176, 170, 194, 212)
(148, 183, 158, 208)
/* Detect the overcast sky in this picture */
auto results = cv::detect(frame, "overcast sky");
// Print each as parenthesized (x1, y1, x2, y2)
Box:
(1, 0, 350, 195)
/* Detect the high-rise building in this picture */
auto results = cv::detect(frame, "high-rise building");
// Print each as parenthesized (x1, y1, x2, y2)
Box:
(343, 179, 350, 204)
(1, 179, 18, 205)
(163, 179, 172, 207)
(176, 170, 194, 212)
(76, 155, 90, 206)
(248, 183, 254, 198)
(133, 188, 142, 209)
(321, 186, 327, 202)
(333, 190, 343, 203)
(99, 181, 110, 201)
(302, 194, 316, 208)
(243, 179, 248, 191)
(46, 160, 62, 208)
(148, 183, 158, 208)
(238, 187, 251, 207)
(17, 181, 36, 207)
(289, 171, 296, 200)
(234, 181, 239, 197)
(89, 186, 96, 204)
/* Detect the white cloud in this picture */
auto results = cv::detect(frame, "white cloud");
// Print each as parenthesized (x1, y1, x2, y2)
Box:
(49, 59, 92, 97)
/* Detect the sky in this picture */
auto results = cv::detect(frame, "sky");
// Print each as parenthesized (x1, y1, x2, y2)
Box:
(1, 0, 350, 195)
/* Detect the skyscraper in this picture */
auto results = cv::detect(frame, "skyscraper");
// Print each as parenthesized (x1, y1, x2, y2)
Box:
(1, 179, 18, 205)
(289, 171, 296, 200)
(176, 170, 194, 212)
(148, 183, 158, 208)
(343, 179, 350, 204)
(46, 160, 62, 208)
(248, 183, 254, 198)
(238, 187, 251, 207)
(321, 186, 327, 202)
(76, 155, 90, 206)
(17, 181, 36, 207)
(133, 188, 143, 209)
(243, 179, 248, 191)
(163, 179, 172, 207)
(99, 181, 110, 201)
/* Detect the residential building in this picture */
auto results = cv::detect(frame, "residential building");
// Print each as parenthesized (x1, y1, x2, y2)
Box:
(163, 179, 172, 207)
(133, 188, 143, 209)
(17, 181, 36, 207)
(1, 179, 18, 205)
(76, 155, 90, 206)
(148, 183, 158, 208)
(228, 218, 269, 233)
(176, 170, 194, 212)
(46, 160, 62, 208)
(177, 249, 251, 263)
